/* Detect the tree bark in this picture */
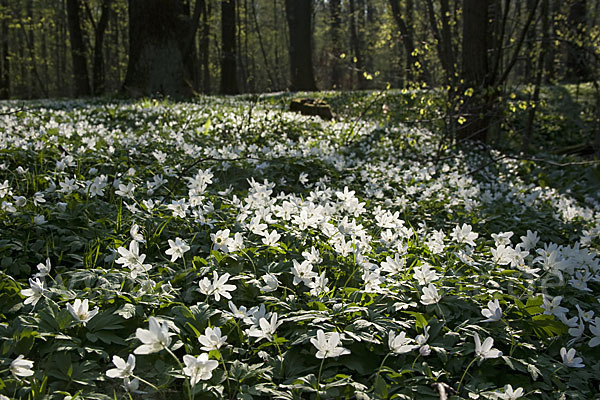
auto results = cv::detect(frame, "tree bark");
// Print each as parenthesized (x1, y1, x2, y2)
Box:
(349, 0, 363, 89)
(0, 0, 9, 99)
(284, 0, 317, 91)
(67, 0, 91, 96)
(220, 0, 238, 94)
(457, 0, 493, 142)
(329, 0, 342, 89)
(565, 0, 590, 82)
(200, 0, 211, 93)
(388, 0, 429, 84)
(92, 0, 111, 95)
(123, 0, 192, 97)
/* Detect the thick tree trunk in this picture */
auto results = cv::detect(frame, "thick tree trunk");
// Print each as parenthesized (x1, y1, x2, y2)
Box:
(66, 0, 91, 96)
(284, 0, 317, 91)
(200, 0, 211, 93)
(349, 0, 363, 89)
(123, 0, 192, 97)
(92, 0, 111, 95)
(0, 0, 9, 99)
(220, 0, 238, 94)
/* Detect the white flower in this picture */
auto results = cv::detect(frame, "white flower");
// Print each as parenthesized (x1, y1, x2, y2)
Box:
(21, 277, 45, 306)
(420, 283, 441, 305)
(115, 182, 136, 198)
(260, 273, 279, 292)
(183, 353, 218, 386)
(310, 329, 351, 359)
(541, 295, 569, 318)
(589, 317, 600, 347)
(106, 354, 135, 378)
(560, 347, 584, 368)
(211, 229, 233, 253)
(261, 230, 281, 247)
(381, 253, 405, 275)
(130, 223, 145, 243)
(115, 241, 152, 278)
(413, 263, 439, 285)
(10, 355, 34, 378)
(481, 299, 503, 322)
(165, 237, 190, 262)
(198, 271, 236, 302)
(291, 259, 317, 286)
(496, 384, 524, 400)
(198, 327, 227, 351)
(66, 299, 99, 325)
(474, 333, 502, 359)
(451, 223, 478, 246)
(134, 317, 172, 354)
(415, 325, 431, 356)
(388, 331, 418, 354)
(247, 313, 282, 342)
(308, 271, 329, 297)
(34, 258, 51, 278)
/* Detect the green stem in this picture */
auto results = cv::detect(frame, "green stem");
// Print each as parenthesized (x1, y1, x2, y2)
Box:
(131, 374, 160, 392)
(457, 357, 478, 394)
(316, 357, 326, 400)
(165, 347, 193, 400)
(374, 353, 391, 382)
(217, 350, 231, 396)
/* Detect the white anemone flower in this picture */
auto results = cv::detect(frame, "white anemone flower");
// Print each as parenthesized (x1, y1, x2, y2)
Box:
(198, 326, 227, 351)
(420, 283, 441, 305)
(481, 299, 503, 322)
(66, 298, 99, 325)
(310, 329, 351, 359)
(474, 333, 502, 359)
(21, 277, 45, 306)
(134, 317, 172, 355)
(106, 354, 136, 379)
(10, 355, 34, 378)
(165, 237, 190, 262)
(560, 347, 585, 368)
(183, 353, 218, 386)
(388, 331, 418, 354)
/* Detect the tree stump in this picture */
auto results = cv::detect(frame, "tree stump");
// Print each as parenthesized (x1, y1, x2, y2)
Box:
(289, 98, 334, 120)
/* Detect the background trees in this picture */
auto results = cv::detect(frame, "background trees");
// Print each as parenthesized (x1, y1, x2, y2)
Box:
(0, 0, 597, 102)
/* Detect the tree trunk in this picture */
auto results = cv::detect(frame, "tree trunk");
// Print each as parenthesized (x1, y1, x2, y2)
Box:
(565, 0, 589, 82)
(92, 0, 111, 95)
(284, 0, 317, 91)
(457, 0, 493, 142)
(388, 0, 429, 84)
(220, 0, 238, 94)
(200, 0, 211, 93)
(0, 0, 9, 99)
(67, 0, 91, 96)
(349, 0, 363, 89)
(329, 0, 342, 89)
(123, 0, 192, 97)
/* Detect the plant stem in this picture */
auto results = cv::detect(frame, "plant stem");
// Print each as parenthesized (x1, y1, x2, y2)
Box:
(165, 347, 193, 400)
(457, 357, 478, 394)
(132, 374, 160, 391)
(316, 357, 325, 400)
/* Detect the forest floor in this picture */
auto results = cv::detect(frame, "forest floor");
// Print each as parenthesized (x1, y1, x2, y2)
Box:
(0, 92, 599, 399)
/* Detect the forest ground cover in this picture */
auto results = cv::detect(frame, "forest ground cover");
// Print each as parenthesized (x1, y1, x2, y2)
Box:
(0, 91, 599, 399)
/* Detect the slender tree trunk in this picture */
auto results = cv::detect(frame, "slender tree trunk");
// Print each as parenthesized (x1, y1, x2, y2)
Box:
(92, 0, 111, 95)
(124, 0, 192, 97)
(251, 0, 275, 89)
(0, 0, 9, 99)
(220, 0, 238, 94)
(284, 0, 317, 91)
(200, 0, 211, 93)
(458, 0, 493, 142)
(329, 0, 341, 89)
(349, 0, 363, 89)
(67, 0, 91, 96)
(523, 0, 549, 152)
(388, 0, 429, 84)
(565, 0, 589, 82)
